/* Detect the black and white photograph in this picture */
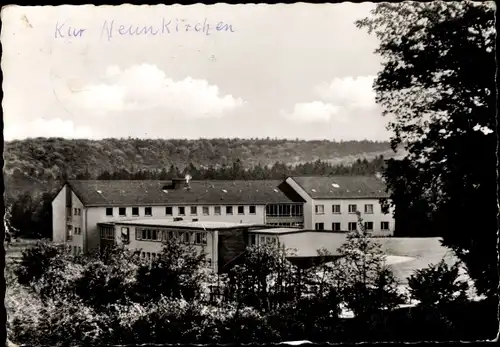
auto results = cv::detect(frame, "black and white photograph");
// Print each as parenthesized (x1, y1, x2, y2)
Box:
(1, 2, 498, 345)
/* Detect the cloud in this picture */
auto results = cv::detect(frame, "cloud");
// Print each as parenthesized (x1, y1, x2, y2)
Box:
(4, 118, 94, 140)
(314, 75, 376, 110)
(282, 75, 377, 124)
(280, 101, 345, 123)
(64, 64, 245, 118)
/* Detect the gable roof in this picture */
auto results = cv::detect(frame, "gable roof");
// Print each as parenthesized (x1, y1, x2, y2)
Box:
(67, 180, 301, 207)
(289, 175, 389, 199)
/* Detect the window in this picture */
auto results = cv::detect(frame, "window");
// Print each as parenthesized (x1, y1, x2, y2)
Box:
(332, 205, 341, 214)
(226, 206, 233, 215)
(145, 207, 152, 216)
(178, 206, 185, 215)
(249, 234, 256, 245)
(381, 222, 390, 231)
(348, 204, 357, 213)
(364, 222, 374, 231)
(75, 227, 82, 235)
(106, 207, 113, 216)
(203, 206, 209, 215)
(132, 207, 139, 216)
(136, 228, 162, 241)
(190, 206, 197, 215)
(364, 204, 374, 214)
(195, 232, 207, 245)
(249, 205, 256, 214)
(165, 206, 173, 216)
(100, 227, 115, 240)
(348, 222, 357, 231)
(121, 227, 130, 242)
(214, 206, 221, 215)
(315, 205, 325, 215)
(162, 230, 176, 242)
(146, 252, 151, 259)
(315, 223, 324, 230)
(119, 207, 126, 216)
(332, 223, 341, 231)
(238, 206, 244, 215)
(180, 232, 191, 243)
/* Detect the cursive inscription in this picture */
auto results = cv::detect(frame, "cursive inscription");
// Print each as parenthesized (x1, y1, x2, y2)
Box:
(55, 21, 87, 39)
(100, 18, 234, 41)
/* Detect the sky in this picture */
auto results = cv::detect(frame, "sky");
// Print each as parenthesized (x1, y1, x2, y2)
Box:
(1, 4, 391, 141)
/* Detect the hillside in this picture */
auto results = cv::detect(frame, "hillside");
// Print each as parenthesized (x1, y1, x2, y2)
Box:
(3, 137, 403, 183)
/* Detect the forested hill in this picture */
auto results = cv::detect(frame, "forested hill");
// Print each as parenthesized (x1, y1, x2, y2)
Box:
(4, 137, 398, 180)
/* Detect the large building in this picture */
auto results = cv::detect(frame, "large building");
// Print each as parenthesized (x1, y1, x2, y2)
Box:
(52, 176, 393, 256)
(281, 176, 393, 235)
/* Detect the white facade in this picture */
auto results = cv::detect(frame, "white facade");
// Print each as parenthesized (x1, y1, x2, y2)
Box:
(53, 183, 270, 253)
(285, 177, 394, 236)
(101, 222, 219, 272)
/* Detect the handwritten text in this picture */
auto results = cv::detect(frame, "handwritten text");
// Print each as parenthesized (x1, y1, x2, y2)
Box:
(55, 21, 87, 39)
(100, 18, 234, 41)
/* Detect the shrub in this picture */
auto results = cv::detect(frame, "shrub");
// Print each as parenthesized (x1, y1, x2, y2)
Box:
(15, 240, 65, 286)
(133, 238, 208, 303)
(408, 259, 469, 308)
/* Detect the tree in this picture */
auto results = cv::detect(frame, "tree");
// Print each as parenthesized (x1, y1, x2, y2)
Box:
(408, 259, 469, 308)
(133, 238, 208, 303)
(357, 2, 497, 297)
(334, 212, 404, 318)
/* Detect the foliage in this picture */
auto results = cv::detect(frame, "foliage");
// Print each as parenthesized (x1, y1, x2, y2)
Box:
(73, 245, 139, 309)
(226, 244, 297, 312)
(15, 240, 66, 286)
(334, 213, 405, 317)
(133, 238, 209, 303)
(408, 259, 469, 308)
(4, 137, 392, 185)
(357, 1, 497, 297)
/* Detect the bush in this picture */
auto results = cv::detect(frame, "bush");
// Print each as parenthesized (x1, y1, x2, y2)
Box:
(408, 259, 469, 308)
(15, 241, 65, 286)
(133, 238, 208, 303)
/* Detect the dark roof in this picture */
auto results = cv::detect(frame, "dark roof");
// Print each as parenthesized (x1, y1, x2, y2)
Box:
(290, 176, 389, 199)
(67, 180, 301, 207)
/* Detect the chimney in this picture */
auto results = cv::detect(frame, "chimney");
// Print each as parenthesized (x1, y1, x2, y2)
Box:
(167, 177, 188, 190)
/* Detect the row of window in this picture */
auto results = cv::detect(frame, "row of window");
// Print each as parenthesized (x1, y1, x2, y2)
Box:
(314, 221, 390, 231)
(66, 225, 82, 240)
(315, 204, 377, 215)
(100, 226, 208, 245)
(135, 228, 208, 245)
(265, 204, 304, 217)
(267, 222, 304, 228)
(71, 208, 82, 216)
(249, 234, 278, 246)
(138, 251, 212, 267)
(105, 205, 257, 217)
